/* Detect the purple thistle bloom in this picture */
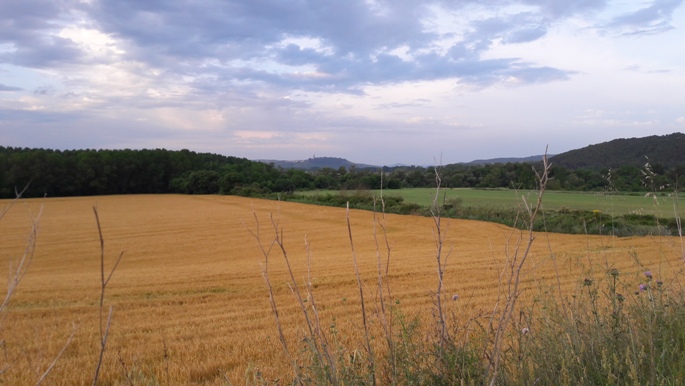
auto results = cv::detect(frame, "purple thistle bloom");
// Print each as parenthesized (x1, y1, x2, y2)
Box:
(639, 283, 648, 292)
(452, 294, 460, 301)
(645, 271, 653, 280)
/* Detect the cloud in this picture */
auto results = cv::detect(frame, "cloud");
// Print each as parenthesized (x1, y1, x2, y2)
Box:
(0, 0, 586, 117)
(56, 0, 577, 94)
(522, 0, 608, 19)
(606, 0, 684, 35)
(0, 0, 650, 96)
(0, 83, 22, 92)
(0, 0, 93, 68)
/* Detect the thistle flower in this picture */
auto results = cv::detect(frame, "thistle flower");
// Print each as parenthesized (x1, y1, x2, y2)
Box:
(639, 283, 648, 292)
(522, 327, 529, 335)
(583, 278, 593, 286)
(452, 294, 460, 301)
(644, 271, 653, 280)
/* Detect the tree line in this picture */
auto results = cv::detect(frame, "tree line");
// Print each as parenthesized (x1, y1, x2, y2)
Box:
(2, 146, 684, 199)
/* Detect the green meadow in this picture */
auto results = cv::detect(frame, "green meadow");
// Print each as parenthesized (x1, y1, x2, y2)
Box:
(300, 188, 684, 217)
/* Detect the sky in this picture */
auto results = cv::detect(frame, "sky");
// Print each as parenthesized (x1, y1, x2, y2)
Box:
(1, 0, 684, 166)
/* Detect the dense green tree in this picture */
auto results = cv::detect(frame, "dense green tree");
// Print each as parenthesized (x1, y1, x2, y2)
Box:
(3, 146, 682, 199)
(185, 170, 220, 194)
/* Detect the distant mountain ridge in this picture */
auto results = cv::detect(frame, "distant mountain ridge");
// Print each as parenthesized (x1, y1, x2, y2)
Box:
(260, 155, 551, 170)
(462, 155, 551, 166)
(259, 156, 378, 170)
(550, 133, 685, 169)
(258, 133, 685, 170)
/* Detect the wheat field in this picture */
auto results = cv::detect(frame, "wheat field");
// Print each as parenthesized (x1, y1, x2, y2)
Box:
(0, 194, 682, 385)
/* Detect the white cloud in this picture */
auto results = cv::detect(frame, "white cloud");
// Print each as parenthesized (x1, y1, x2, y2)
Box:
(57, 26, 125, 58)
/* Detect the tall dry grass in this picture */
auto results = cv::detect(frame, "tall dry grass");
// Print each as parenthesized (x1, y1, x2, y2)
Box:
(0, 182, 683, 384)
(249, 157, 685, 385)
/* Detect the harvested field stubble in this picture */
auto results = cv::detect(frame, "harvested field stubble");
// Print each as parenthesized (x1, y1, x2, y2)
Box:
(0, 194, 682, 384)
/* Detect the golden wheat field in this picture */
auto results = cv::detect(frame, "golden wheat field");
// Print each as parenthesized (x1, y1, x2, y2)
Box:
(0, 194, 683, 385)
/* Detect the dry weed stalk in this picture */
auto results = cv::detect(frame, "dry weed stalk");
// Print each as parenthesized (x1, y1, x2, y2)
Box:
(346, 202, 376, 384)
(672, 182, 685, 261)
(429, 165, 453, 351)
(247, 211, 290, 360)
(0, 189, 40, 375)
(250, 196, 394, 384)
(0, 192, 41, 316)
(303, 235, 338, 378)
(34, 326, 76, 385)
(248, 208, 337, 384)
(0, 189, 75, 384)
(485, 152, 550, 385)
(372, 195, 396, 382)
(92, 206, 124, 386)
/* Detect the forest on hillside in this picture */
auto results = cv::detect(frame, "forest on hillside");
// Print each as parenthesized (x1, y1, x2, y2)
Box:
(2, 146, 685, 199)
(551, 133, 685, 169)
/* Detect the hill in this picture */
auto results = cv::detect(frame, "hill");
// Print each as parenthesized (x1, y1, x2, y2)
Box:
(462, 154, 551, 166)
(259, 156, 378, 170)
(260, 155, 551, 170)
(551, 133, 685, 169)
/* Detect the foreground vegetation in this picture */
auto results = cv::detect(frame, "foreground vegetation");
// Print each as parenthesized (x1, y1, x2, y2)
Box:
(254, 161, 685, 385)
(285, 188, 683, 237)
(1, 193, 683, 384)
(299, 188, 682, 214)
(3, 154, 685, 384)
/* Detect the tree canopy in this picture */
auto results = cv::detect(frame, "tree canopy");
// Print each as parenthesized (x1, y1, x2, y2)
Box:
(2, 146, 685, 199)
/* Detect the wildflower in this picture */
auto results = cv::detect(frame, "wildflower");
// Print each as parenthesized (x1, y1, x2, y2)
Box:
(639, 283, 648, 292)
(644, 271, 653, 280)
(522, 327, 529, 335)
(583, 278, 593, 286)
(617, 293, 625, 302)
(610, 268, 619, 277)
(452, 294, 460, 301)
(657, 281, 663, 287)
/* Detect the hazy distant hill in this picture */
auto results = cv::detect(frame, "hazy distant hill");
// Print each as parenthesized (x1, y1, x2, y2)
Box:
(262, 154, 554, 170)
(550, 133, 685, 169)
(259, 156, 378, 170)
(260, 132, 685, 170)
(463, 155, 551, 166)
